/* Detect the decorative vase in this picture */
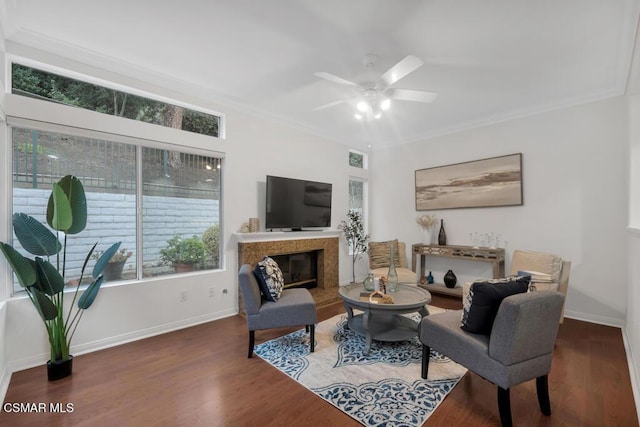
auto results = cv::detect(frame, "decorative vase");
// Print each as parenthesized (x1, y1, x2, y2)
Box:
(422, 228, 434, 245)
(103, 261, 125, 281)
(444, 269, 457, 288)
(386, 245, 399, 292)
(427, 271, 434, 284)
(47, 355, 73, 381)
(363, 273, 375, 292)
(438, 219, 447, 246)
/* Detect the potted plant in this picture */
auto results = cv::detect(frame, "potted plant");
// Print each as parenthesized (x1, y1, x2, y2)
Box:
(202, 224, 220, 268)
(92, 248, 133, 281)
(160, 234, 207, 273)
(339, 210, 369, 283)
(0, 175, 121, 380)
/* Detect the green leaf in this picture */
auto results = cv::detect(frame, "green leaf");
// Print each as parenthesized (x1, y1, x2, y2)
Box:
(78, 276, 104, 309)
(48, 175, 87, 234)
(47, 183, 73, 231)
(92, 242, 121, 279)
(33, 257, 65, 296)
(0, 243, 37, 288)
(30, 287, 58, 321)
(12, 213, 61, 256)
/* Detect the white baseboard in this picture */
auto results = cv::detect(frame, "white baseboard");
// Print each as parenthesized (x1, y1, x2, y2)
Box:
(0, 365, 11, 404)
(8, 308, 238, 373)
(622, 327, 640, 425)
(564, 309, 625, 328)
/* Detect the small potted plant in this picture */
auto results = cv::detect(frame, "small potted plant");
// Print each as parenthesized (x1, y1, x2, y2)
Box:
(93, 248, 133, 281)
(160, 234, 207, 273)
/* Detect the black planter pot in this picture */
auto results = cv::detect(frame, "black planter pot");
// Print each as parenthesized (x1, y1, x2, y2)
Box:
(47, 355, 73, 381)
(443, 270, 457, 288)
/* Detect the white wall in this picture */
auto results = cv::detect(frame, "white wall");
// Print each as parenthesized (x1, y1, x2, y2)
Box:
(0, 45, 357, 371)
(370, 97, 629, 326)
(627, 93, 640, 416)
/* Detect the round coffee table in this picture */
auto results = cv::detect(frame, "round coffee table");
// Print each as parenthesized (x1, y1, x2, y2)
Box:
(338, 283, 432, 355)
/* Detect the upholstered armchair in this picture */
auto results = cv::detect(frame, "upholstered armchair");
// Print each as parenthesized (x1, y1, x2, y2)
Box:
(368, 239, 417, 284)
(509, 249, 571, 322)
(238, 264, 317, 358)
(420, 290, 565, 427)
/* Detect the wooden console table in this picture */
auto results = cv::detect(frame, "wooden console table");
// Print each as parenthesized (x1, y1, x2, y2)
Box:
(412, 244, 505, 298)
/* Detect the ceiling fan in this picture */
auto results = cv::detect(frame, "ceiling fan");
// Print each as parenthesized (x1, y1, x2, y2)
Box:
(313, 53, 437, 120)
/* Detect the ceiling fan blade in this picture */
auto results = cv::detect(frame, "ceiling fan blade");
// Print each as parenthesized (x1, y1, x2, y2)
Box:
(387, 88, 438, 103)
(314, 72, 360, 87)
(312, 99, 349, 111)
(381, 55, 424, 86)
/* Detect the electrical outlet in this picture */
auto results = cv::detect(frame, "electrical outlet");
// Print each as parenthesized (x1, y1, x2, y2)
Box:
(180, 291, 188, 302)
(208, 287, 215, 298)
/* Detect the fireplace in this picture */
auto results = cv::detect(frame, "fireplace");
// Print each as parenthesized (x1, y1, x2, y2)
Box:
(237, 235, 339, 290)
(270, 251, 318, 289)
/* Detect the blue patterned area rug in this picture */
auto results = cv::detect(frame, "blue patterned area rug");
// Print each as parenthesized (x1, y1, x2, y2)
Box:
(254, 307, 467, 427)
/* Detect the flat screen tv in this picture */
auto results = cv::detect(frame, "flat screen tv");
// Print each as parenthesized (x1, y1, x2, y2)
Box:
(266, 175, 332, 230)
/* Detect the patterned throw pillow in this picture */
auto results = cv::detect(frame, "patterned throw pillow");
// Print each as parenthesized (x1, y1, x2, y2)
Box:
(254, 256, 285, 301)
(460, 276, 531, 334)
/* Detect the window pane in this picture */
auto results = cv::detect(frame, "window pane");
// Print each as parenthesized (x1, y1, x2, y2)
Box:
(142, 148, 221, 276)
(12, 127, 137, 290)
(12, 63, 220, 138)
(349, 151, 364, 168)
(349, 180, 364, 212)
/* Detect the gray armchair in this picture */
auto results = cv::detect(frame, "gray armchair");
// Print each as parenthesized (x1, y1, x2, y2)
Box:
(238, 264, 317, 358)
(420, 291, 564, 427)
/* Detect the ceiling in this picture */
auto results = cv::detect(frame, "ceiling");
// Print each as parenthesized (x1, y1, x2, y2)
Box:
(1, 0, 639, 149)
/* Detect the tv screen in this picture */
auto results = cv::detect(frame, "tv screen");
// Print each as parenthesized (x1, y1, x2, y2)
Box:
(266, 175, 332, 230)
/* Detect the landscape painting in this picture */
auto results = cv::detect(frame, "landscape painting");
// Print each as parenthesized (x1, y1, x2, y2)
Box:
(415, 153, 523, 210)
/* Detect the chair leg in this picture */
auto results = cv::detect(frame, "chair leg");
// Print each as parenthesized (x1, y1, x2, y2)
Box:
(248, 330, 255, 358)
(309, 324, 315, 353)
(421, 344, 430, 379)
(497, 386, 513, 427)
(536, 375, 551, 415)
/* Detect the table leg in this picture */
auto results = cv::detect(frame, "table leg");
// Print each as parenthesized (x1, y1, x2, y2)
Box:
(363, 309, 373, 355)
(419, 305, 430, 317)
(343, 302, 354, 328)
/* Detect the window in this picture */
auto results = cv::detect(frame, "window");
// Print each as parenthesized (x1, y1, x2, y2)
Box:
(10, 122, 222, 292)
(349, 150, 364, 168)
(11, 63, 221, 138)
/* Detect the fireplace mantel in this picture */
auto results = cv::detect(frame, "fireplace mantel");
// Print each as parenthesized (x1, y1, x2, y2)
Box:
(233, 230, 341, 243)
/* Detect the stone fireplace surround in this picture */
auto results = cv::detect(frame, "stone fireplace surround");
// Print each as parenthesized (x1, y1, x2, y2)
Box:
(235, 230, 340, 290)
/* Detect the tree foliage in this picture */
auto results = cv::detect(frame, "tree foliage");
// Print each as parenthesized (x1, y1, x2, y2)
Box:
(12, 64, 219, 137)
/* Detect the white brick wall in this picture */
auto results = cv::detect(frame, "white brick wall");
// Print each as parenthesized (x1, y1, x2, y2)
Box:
(12, 189, 219, 279)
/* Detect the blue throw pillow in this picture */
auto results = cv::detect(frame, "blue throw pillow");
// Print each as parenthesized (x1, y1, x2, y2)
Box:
(461, 276, 530, 334)
(254, 256, 285, 301)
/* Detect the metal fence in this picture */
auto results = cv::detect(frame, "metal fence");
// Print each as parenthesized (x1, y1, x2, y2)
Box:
(12, 128, 221, 199)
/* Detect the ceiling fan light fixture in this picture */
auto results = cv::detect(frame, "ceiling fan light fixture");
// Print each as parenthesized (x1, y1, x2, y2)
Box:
(380, 98, 391, 110)
(356, 101, 369, 113)
(354, 113, 363, 120)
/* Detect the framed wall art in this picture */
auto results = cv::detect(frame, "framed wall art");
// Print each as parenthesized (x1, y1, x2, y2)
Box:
(415, 153, 523, 210)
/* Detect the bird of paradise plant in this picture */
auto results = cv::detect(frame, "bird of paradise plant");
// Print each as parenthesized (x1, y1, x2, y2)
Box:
(0, 175, 120, 367)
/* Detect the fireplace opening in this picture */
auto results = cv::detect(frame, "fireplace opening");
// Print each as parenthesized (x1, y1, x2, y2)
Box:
(270, 251, 318, 289)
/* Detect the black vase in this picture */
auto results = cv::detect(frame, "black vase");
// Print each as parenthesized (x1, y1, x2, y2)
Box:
(438, 219, 447, 246)
(47, 355, 73, 381)
(443, 269, 457, 288)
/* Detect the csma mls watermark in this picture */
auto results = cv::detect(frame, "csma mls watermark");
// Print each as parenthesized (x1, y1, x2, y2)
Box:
(3, 402, 74, 413)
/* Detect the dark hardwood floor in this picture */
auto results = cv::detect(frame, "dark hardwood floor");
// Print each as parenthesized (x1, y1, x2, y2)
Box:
(0, 294, 637, 426)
